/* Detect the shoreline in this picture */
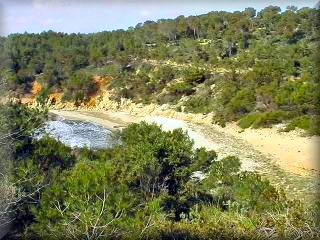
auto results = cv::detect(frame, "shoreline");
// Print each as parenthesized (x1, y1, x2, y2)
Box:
(49, 109, 319, 176)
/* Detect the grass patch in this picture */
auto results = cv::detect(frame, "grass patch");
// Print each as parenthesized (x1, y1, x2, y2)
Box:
(308, 116, 320, 136)
(239, 112, 320, 135)
(238, 111, 293, 129)
(238, 113, 260, 129)
(284, 115, 311, 132)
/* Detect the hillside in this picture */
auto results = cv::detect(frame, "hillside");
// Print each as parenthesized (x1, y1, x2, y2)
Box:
(0, 6, 319, 134)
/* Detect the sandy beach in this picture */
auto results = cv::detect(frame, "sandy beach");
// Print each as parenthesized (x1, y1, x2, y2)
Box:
(50, 109, 319, 177)
(220, 123, 319, 175)
(50, 109, 218, 150)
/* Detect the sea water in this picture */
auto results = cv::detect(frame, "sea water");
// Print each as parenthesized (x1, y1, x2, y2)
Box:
(34, 116, 113, 149)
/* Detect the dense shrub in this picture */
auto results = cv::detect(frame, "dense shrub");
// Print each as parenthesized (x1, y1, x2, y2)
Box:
(152, 65, 176, 85)
(3, 118, 319, 239)
(31, 136, 76, 171)
(181, 67, 209, 84)
(167, 82, 195, 96)
(62, 71, 99, 103)
(30, 161, 145, 239)
(184, 95, 214, 114)
(226, 89, 256, 118)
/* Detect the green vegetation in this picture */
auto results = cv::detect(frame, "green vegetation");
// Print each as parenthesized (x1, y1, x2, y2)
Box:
(0, 103, 47, 230)
(0, 5, 319, 239)
(284, 115, 311, 131)
(62, 70, 99, 103)
(0, 6, 319, 133)
(238, 113, 261, 129)
(0, 103, 319, 239)
(184, 95, 215, 114)
(238, 110, 293, 129)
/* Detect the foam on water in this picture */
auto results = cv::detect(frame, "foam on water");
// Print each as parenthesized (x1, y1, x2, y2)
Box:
(34, 116, 112, 149)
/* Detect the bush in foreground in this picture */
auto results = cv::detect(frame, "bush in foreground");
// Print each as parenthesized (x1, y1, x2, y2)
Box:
(4, 118, 319, 239)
